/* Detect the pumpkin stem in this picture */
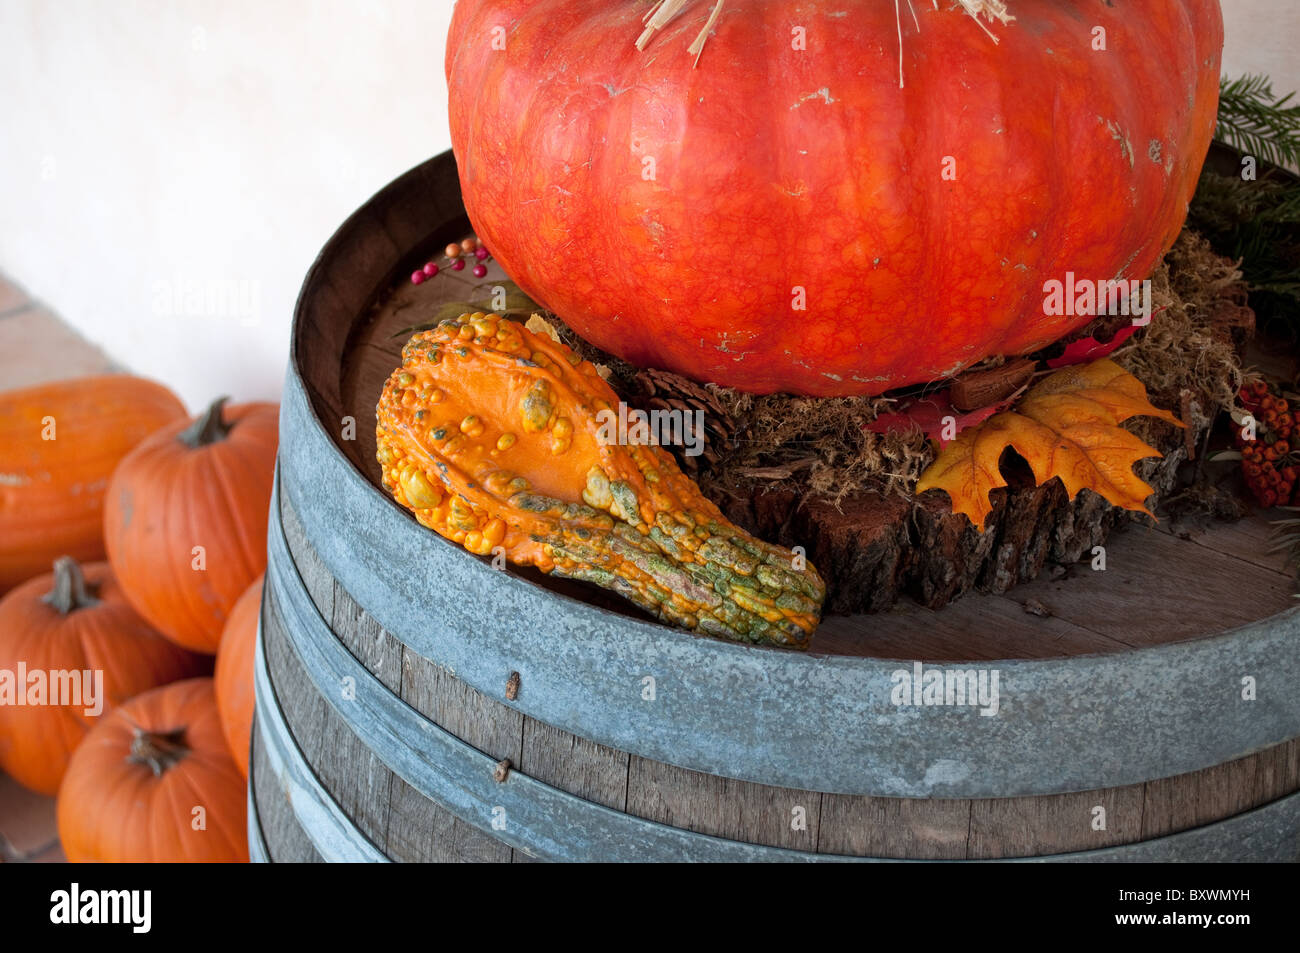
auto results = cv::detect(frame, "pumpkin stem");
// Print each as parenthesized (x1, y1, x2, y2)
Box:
(636, 0, 1012, 70)
(127, 727, 190, 777)
(178, 397, 232, 448)
(41, 557, 101, 614)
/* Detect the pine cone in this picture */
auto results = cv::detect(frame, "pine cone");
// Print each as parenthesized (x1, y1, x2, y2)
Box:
(630, 368, 738, 476)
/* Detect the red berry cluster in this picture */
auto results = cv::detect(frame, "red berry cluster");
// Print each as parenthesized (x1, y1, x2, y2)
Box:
(1237, 379, 1298, 508)
(410, 236, 491, 285)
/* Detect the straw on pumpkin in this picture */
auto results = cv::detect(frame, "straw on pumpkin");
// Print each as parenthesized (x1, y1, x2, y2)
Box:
(635, 0, 1015, 84)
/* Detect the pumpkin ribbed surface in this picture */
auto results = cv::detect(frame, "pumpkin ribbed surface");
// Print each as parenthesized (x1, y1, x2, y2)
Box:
(0, 375, 187, 593)
(0, 558, 205, 795)
(103, 399, 278, 653)
(446, 0, 1224, 395)
(214, 575, 261, 776)
(56, 677, 248, 863)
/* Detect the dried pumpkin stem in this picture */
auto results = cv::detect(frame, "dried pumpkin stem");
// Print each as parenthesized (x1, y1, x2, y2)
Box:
(41, 556, 101, 614)
(634, 0, 1014, 75)
(178, 396, 232, 448)
(127, 727, 190, 777)
(687, 0, 725, 67)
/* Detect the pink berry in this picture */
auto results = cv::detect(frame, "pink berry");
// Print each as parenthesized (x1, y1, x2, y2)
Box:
(474, 246, 489, 261)
(410, 270, 425, 285)
(423, 262, 439, 277)
(473, 264, 487, 278)
(451, 258, 466, 271)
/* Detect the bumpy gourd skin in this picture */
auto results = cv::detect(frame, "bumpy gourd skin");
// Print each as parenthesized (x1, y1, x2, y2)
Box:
(376, 312, 825, 648)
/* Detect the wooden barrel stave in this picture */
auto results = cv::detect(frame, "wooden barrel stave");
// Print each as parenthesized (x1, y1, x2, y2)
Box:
(248, 734, 317, 863)
(252, 607, 382, 862)
(255, 528, 1300, 861)
(250, 643, 1300, 868)
(246, 780, 271, 863)
(255, 473, 1300, 860)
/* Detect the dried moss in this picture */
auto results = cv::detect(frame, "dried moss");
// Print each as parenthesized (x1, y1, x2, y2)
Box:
(702, 391, 933, 504)
(550, 228, 1245, 506)
(1112, 230, 1246, 414)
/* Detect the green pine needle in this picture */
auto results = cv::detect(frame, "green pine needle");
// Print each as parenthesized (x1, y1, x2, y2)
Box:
(1216, 74, 1300, 169)
(1187, 76, 1300, 327)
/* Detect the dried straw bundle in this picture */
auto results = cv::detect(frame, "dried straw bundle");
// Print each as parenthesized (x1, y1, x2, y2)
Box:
(635, 0, 1014, 81)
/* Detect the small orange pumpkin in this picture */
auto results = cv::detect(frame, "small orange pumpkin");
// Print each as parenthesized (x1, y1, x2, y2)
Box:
(214, 575, 262, 776)
(0, 375, 187, 593)
(57, 677, 249, 863)
(104, 398, 278, 653)
(0, 558, 206, 795)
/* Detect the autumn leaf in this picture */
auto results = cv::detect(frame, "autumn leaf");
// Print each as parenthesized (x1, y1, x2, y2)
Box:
(1045, 323, 1138, 368)
(1045, 308, 1167, 368)
(915, 359, 1184, 529)
(866, 389, 1019, 448)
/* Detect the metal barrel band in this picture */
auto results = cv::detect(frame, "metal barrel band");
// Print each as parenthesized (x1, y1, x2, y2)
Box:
(264, 482, 1300, 862)
(254, 604, 389, 863)
(266, 489, 824, 862)
(247, 771, 270, 864)
(246, 681, 271, 863)
(277, 367, 1300, 798)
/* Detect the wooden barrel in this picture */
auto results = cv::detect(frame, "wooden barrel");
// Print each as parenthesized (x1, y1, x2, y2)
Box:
(250, 152, 1300, 862)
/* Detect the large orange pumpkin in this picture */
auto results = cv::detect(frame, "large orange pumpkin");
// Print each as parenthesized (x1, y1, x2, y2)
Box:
(0, 558, 206, 795)
(214, 575, 261, 776)
(104, 398, 278, 653)
(57, 677, 248, 863)
(0, 375, 186, 593)
(446, 0, 1223, 395)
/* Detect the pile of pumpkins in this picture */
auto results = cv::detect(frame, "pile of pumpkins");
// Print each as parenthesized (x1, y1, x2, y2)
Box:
(0, 374, 276, 862)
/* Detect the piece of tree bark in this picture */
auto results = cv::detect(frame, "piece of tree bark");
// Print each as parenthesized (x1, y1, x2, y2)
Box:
(713, 416, 1200, 615)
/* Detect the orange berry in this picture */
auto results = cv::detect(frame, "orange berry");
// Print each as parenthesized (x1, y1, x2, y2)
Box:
(461, 237, 478, 253)
(445, 243, 462, 259)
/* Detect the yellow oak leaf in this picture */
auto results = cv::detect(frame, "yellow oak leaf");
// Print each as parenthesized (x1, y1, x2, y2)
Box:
(915, 359, 1183, 529)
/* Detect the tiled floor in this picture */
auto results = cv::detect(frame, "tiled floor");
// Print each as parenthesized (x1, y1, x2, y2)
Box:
(0, 270, 116, 863)
(0, 275, 119, 391)
(0, 774, 62, 863)
(0, 277, 30, 316)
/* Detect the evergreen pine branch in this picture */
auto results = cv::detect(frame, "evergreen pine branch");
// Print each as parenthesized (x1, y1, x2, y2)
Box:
(1189, 78, 1300, 322)
(1216, 74, 1300, 168)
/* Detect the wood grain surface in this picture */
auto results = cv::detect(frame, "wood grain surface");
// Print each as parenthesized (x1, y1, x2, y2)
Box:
(251, 484, 1300, 862)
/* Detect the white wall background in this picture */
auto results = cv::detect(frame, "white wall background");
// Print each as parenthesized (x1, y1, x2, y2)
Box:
(1220, 1, 1300, 103)
(0, 0, 1296, 410)
(0, 0, 455, 409)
